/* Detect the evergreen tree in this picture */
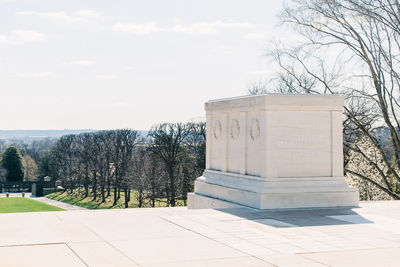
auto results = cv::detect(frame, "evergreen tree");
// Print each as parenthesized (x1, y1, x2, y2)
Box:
(1, 146, 24, 182)
(38, 152, 50, 178)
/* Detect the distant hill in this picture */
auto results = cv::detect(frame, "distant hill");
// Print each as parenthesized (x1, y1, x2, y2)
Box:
(0, 129, 149, 142)
(0, 130, 98, 141)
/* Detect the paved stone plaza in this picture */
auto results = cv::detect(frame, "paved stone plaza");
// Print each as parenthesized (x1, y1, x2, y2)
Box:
(1, 201, 400, 266)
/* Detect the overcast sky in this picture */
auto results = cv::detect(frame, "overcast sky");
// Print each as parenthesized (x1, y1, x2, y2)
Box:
(0, 0, 285, 130)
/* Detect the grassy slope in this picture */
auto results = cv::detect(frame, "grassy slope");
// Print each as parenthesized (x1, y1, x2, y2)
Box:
(46, 190, 185, 209)
(0, 198, 65, 213)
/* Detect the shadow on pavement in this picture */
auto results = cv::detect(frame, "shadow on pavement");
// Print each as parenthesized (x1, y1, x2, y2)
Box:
(215, 206, 372, 228)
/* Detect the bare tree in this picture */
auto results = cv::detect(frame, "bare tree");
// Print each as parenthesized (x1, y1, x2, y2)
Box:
(131, 146, 147, 208)
(180, 122, 206, 204)
(50, 135, 80, 193)
(77, 133, 94, 198)
(263, 0, 400, 199)
(22, 155, 38, 181)
(112, 129, 140, 207)
(144, 149, 166, 207)
(148, 123, 191, 206)
(247, 79, 269, 95)
(91, 131, 113, 202)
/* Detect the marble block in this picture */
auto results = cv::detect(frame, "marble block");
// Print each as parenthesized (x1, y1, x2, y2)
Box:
(188, 94, 359, 209)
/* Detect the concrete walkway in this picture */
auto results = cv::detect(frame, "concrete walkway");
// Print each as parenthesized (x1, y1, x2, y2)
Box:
(30, 196, 87, 210)
(0, 192, 31, 197)
(0, 201, 400, 266)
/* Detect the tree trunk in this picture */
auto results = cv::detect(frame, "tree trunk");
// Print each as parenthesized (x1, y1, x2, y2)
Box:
(151, 188, 155, 207)
(165, 185, 170, 206)
(107, 184, 110, 198)
(124, 188, 129, 208)
(101, 185, 105, 203)
(113, 185, 118, 206)
(138, 189, 143, 208)
(84, 167, 89, 198)
(92, 173, 97, 201)
(169, 168, 175, 207)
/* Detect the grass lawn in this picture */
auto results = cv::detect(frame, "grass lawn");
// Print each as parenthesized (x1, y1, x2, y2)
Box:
(0, 198, 65, 213)
(46, 189, 185, 209)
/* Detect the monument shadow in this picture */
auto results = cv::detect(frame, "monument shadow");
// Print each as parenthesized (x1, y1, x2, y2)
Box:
(214, 206, 373, 228)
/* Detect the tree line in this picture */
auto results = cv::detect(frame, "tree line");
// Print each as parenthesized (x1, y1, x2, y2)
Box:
(48, 122, 205, 208)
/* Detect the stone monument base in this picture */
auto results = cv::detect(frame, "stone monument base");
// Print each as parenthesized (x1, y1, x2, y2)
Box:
(187, 170, 359, 210)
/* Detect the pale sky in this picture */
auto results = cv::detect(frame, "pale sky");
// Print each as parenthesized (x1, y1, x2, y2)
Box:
(0, 0, 286, 130)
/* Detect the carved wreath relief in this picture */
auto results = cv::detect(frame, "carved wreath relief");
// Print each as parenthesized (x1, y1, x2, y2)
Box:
(213, 120, 222, 140)
(230, 119, 240, 140)
(250, 118, 260, 141)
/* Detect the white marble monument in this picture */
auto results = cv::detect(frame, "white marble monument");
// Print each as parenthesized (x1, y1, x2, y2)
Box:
(187, 94, 359, 209)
